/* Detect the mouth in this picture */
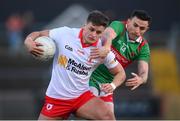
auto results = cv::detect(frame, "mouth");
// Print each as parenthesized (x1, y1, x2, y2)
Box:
(88, 36, 95, 40)
(87, 37, 96, 41)
(130, 33, 140, 40)
(129, 35, 136, 40)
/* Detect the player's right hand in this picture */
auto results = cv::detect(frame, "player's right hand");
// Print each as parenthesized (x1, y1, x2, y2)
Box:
(125, 72, 144, 90)
(24, 37, 44, 57)
(101, 83, 114, 93)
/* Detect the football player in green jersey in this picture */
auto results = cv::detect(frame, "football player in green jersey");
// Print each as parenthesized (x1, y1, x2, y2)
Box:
(89, 10, 152, 116)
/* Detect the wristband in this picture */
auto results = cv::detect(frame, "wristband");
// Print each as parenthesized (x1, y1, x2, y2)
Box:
(110, 82, 116, 90)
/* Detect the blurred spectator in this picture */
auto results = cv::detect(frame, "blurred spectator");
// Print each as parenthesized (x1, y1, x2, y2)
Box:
(5, 13, 25, 57)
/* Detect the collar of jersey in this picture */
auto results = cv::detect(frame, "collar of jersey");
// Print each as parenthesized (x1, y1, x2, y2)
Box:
(125, 24, 142, 43)
(79, 28, 98, 48)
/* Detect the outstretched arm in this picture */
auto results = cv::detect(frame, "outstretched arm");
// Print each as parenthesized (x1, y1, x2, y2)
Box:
(101, 63, 126, 93)
(90, 27, 117, 59)
(24, 30, 49, 57)
(125, 60, 149, 90)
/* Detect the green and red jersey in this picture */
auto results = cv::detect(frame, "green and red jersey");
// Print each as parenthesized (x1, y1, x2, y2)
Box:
(89, 21, 150, 89)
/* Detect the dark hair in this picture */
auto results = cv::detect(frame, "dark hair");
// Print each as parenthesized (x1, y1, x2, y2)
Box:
(87, 10, 109, 27)
(130, 10, 152, 25)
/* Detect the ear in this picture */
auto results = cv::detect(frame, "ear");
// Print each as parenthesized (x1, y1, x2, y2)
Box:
(127, 18, 131, 23)
(126, 19, 132, 27)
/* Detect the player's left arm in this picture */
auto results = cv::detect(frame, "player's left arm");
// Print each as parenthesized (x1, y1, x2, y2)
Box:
(125, 41, 150, 90)
(101, 63, 126, 93)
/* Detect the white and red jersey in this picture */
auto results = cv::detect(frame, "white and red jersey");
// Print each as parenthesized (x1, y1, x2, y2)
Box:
(46, 26, 118, 99)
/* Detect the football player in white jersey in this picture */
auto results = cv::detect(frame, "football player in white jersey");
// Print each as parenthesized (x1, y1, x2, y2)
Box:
(24, 10, 126, 120)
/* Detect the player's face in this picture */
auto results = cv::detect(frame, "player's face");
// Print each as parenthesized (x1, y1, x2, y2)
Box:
(82, 22, 106, 44)
(127, 16, 149, 40)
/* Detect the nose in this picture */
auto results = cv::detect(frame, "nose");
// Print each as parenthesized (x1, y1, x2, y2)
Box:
(90, 31, 98, 39)
(135, 28, 141, 36)
(91, 31, 97, 36)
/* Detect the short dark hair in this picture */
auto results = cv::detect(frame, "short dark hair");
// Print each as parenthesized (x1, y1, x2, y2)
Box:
(87, 10, 109, 27)
(130, 10, 152, 25)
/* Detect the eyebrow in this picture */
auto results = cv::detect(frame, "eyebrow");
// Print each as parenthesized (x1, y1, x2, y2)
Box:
(89, 26, 103, 33)
(134, 22, 147, 28)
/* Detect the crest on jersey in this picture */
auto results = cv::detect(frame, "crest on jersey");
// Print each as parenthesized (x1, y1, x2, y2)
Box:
(120, 43, 128, 52)
(58, 55, 68, 68)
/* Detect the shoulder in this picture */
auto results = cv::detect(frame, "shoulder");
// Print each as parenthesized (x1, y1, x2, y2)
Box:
(49, 26, 80, 42)
(110, 21, 124, 27)
(50, 26, 76, 33)
(140, 39, 149, 47)
(109, 21, 126, 35)
(110, 21, 122, 26)
(138, 39, 150, 52)
(142, 38, 149, 46)
(50, 26, 80, 37)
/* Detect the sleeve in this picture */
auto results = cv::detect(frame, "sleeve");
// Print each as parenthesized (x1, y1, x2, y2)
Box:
(109, 21, 125, 36)
(103, 51, 119, 69)
(137, 43, 150, 62)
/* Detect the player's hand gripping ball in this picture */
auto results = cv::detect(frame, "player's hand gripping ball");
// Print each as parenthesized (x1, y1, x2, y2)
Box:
(34, 36, 56, 61)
